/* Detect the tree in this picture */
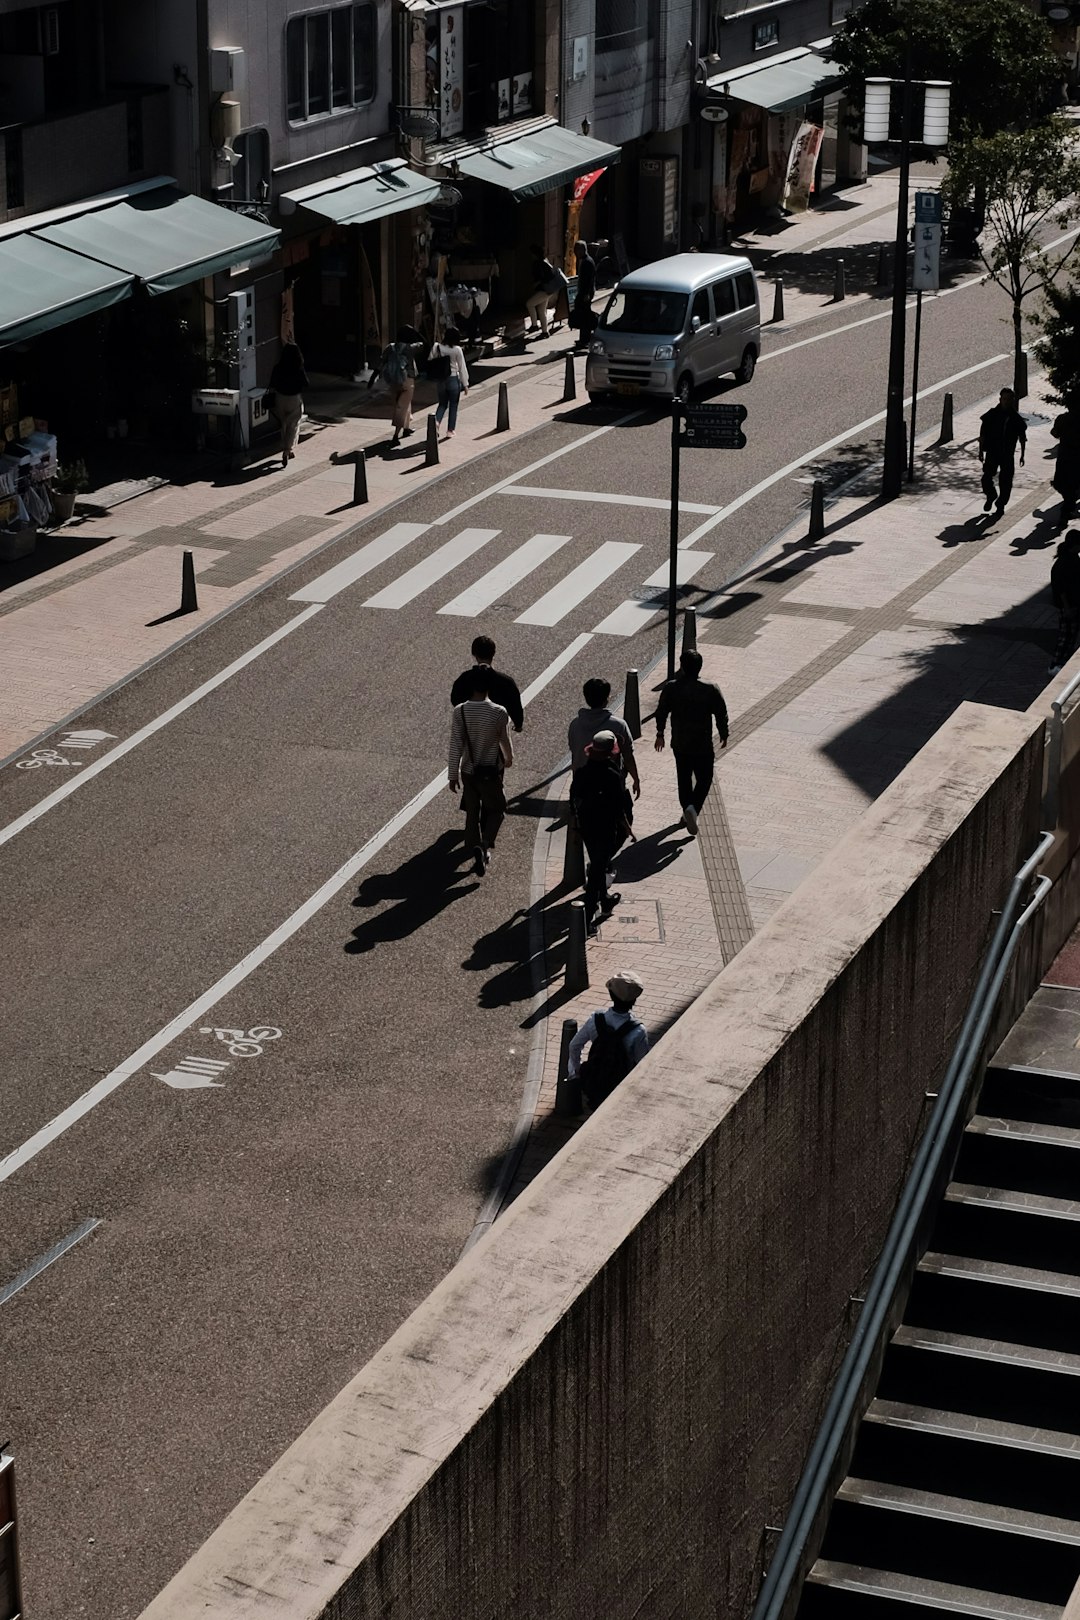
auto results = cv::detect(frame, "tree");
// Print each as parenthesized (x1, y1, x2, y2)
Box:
(943, 120, 1080, 395)
(830, 0, 1063, 140)
(1035, 281, 1080, 415)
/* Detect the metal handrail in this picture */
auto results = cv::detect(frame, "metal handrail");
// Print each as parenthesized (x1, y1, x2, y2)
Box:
(750, 829, 1055, 1620)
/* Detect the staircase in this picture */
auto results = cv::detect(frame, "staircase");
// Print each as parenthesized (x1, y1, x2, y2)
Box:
(798, 1064, 1080, 1619)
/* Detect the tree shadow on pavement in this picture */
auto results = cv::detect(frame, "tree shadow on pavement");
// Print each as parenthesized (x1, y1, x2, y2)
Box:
(344, 829, 478, 954)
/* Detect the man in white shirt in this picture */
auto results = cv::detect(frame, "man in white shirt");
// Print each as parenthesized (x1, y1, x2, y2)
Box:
(448, 665, 514, 877)
(568, 970, 649, 1110)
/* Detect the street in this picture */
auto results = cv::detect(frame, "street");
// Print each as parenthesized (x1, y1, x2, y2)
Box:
(0, 266, 1034, 1618)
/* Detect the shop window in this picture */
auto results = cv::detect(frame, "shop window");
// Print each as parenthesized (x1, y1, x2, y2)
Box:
(285, 4, 375, 123)
(426, 0, 534, 137)
(752, 17, 779, 50)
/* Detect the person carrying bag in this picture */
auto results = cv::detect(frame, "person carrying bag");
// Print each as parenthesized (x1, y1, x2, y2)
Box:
(447, 666, 514, 876)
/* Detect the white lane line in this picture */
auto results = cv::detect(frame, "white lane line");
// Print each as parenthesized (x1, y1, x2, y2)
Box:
(0, 1217, 101, 1305)
(438, 532, 571, 617)
(592, 551, 715, 637)
(679, 353, 1008, 550)
(515, 540, 640, 627)
(0, 634, 597, 1187)
(434, 409, 646, 527)
(289, 521, 430, 603)
(502, 486, 721, 514)
(363, 527, 500, 610)
(0, 604, 325, 853)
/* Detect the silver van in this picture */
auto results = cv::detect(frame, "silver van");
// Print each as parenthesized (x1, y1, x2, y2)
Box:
(585, 252, 761, 405)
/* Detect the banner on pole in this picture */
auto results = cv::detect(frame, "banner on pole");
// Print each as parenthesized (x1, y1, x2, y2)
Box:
(782, 122, 824, 214)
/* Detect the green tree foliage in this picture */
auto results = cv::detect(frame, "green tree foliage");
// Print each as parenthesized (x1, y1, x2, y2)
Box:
(1036, 281, 1080, 414)
(944, 120, 1080, 392)
(830, 0, 1063, 138)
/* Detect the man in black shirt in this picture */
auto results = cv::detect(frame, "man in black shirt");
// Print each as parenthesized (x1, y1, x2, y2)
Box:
(979, 387, 1027, 517)
(571, 731, 633, 930)
(654, 649, 729, 837)
(573, 240, 598, 348)
(450, 634, 524, 732)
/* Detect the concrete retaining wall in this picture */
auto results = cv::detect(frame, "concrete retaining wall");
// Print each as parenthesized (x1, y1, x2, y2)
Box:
(140, 702, 1046, 1620)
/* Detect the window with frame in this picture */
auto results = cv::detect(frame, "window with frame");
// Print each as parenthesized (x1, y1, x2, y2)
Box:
(752, 17, 779, 50)
(286, 5, 375, 122)
(830, 0, 854, 20)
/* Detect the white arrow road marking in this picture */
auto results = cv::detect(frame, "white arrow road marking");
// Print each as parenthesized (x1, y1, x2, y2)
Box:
(60, 730, 117, 749)
(152, 1055, 230, 1090)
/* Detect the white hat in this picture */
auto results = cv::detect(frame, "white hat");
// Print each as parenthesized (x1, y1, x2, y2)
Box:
(590, 729, 617, 752)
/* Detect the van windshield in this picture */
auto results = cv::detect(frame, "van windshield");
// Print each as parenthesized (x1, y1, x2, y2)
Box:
(599, 288, 688, 336)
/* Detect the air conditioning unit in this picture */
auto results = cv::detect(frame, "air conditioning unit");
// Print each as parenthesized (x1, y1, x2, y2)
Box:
(210, 46, 246, 96)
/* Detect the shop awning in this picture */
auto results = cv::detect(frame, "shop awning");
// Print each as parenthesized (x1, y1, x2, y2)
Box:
(454, 124, 620, 200)
(0, 233, 133, 345)
(36, 190, 279, 295)
(279, 159, 441, 226)
(708, 47, 844, 113)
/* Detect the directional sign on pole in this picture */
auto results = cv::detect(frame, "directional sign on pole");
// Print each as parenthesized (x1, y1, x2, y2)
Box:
(679, 402, 748, 449)
(912, 191, 942, 291)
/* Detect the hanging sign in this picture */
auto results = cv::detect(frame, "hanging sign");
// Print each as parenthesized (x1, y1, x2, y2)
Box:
(680, 402, 748, 449)
(572, 168, 606, 204)
(912, 191, 942, 290)
(439, 7, 464, 140)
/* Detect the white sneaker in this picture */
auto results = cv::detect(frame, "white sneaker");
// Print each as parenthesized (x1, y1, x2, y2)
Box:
(683, 803, 699, 836)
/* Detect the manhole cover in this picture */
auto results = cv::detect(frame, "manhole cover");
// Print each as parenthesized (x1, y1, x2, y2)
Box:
(597, 898, 664, 944)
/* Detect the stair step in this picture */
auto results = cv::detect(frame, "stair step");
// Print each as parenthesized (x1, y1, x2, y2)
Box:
(918, 1251, 1080, 1298)
(805, 1561, 1062, 1617)
(945, 1183, 1080, 1222)
(837, 1477, 1080, 1544)
(892, 1324, 1080, 1377)
(867, 1399, 1080, 1459)
(967, 1115, 1080, 1149)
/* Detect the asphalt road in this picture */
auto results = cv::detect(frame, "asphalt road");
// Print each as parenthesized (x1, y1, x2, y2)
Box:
(0, 268, 1027, 1619)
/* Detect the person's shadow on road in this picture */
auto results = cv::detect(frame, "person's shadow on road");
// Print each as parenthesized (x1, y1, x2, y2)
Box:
(345, 829, 478, 955)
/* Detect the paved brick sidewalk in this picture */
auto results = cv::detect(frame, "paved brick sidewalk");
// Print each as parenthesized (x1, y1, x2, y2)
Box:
(509, 377, 1064, 1202)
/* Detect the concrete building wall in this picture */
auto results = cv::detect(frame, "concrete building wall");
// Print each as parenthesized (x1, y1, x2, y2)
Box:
(139, 700, 1050, 1620)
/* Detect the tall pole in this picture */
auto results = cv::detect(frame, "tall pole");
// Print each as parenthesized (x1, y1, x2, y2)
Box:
(667, 402, 681, 681)
(882, 53, 913, 500)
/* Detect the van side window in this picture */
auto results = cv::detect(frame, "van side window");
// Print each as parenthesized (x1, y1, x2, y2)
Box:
(711, 278, 736, 318)
(734, 270, 757, 310)
(691, 289, 710, 327)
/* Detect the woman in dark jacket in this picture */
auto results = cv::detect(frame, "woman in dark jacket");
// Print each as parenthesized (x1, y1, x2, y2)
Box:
(268, 343, 309, 468)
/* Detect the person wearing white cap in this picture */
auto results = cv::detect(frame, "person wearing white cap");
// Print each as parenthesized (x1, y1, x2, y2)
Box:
(567, 970, 649, 1110)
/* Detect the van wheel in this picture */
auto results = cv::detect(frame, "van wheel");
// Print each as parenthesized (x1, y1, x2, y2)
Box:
(735, 347, 757, 385)
(675, 372, 694, 406)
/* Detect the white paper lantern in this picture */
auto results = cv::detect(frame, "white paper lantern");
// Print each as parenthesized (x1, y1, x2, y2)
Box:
(922, 81, 951, 147)
(863, 78, 892, 142)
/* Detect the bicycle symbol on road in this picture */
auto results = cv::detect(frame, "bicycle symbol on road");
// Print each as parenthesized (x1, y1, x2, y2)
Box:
(198, 1025, 282, 1058)
(16, 748, 84, 770)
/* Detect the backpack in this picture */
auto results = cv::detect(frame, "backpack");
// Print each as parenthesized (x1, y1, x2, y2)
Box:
(382, 344, 408, 387)
(428, 347, 452, 382)
(581, 1013, 639, 1108)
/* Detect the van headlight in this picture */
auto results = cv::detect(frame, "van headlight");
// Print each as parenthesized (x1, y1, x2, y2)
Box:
(589, 340, 606, 356)
(654, 345, 675, 360)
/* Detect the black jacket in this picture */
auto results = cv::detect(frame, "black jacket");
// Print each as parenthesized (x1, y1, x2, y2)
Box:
(979, 404, 1026, 459)
(269, 354, 309, 394)
(655, 674, 729, 752)
(571, 756, 631, 841)
(1052, 546, 1080, 614)
(575, 252, 596, 304)
(450, 665, 524, 731)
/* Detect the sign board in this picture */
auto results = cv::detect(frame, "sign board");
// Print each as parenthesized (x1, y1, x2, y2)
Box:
(912, 191, 942, 290)
(572, 36, 589, 80)
(680, 402, 748, 449)
(700, 103, 730, 124)
(439, 6, 464, 140)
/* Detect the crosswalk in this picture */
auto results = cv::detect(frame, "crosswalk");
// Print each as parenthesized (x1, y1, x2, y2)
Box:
(290, 521, 715, 637)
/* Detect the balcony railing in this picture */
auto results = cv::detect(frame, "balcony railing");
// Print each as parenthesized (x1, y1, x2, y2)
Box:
(0, 85, 170, 223)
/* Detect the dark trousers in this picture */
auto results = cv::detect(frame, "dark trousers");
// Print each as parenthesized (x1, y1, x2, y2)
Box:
(462, 772, 505, 850)
(675, 748, 715, 813)
(1054, 610, 1079, 669)
(982, 452, 1015, 509)
(583, 830, 620, 919)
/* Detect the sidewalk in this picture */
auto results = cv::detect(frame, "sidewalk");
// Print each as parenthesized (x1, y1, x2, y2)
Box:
(511, 378, 1064, 1199)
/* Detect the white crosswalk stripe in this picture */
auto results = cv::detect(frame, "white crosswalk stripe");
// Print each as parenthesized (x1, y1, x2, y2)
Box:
(289, 521, 429, 603)
(438, 532, 572, 617)
(363, 527, 500, 610)
(592, 551, 715, 636)
(514, 541, 640, 627)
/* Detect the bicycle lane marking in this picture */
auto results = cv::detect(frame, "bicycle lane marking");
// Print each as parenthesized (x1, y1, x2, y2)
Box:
(0, 631, 593, 1186)
(0, 603, 324, 853)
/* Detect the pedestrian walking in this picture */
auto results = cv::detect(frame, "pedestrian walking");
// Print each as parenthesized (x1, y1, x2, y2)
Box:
(524, 244, 565, 338)
(979, 387, 1027, 517)
(568, 678, 641, 794)
(571, 730, 634, 931)
(1051, 408, 1080, 532)
(448, 666, 514, 876)
(1050, 530, 1080, 673)
(450, 635, 523, 732)
(267, 342, 309, 469)
(654, 649, 729, 836)
(429, 326, 469, 439)
(567, 970, 649, 1112)
(572, 240, 598, 348)
(372, 326, 420, 447)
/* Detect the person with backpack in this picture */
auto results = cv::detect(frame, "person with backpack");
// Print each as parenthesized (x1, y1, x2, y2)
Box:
(567, 970, 649, 1112)
(570, 729, 634, 931)
(428, 325, 469, 439)
(372, 325, 420, 447)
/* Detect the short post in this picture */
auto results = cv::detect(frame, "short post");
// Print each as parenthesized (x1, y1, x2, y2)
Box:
(876, 243, 891, 287)
(566, 900, 589, 992)
(352, 448, 368, 505)
(496, 380, 510, 432)
(938, 390, 954, 444)
(425, 414, 439, 466)
(681, 605, 697, 656)
(180, 550, 198, 614)
(554, 1019, 583, 1117)
(562, 811, 586, 889)
(771, 275, 785, 323)
(563, 351, 577, 403)
(809, 479, 825, 541)
(624, 668, 642, 740)
(833, 257, 846, 302)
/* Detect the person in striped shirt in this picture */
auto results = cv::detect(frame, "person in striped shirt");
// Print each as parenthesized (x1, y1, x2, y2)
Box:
(448, 666, 515, 877)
